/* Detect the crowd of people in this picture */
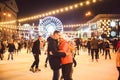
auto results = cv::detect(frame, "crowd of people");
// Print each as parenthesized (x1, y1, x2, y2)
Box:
(0, 39, 21, 60)
(0, 30, 120, 80)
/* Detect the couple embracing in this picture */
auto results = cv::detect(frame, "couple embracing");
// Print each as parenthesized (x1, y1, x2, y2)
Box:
(47, 30, 73, 80)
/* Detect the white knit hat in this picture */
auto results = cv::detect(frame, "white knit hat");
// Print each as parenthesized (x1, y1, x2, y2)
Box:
(59, 33, 66, 39)
(59, 33, 71, 41)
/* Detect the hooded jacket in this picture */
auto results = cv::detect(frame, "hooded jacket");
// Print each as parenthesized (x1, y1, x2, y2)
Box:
(32, 39, 41, 54)
(59, 39, 73, 65)
(47, 37, 66, 70)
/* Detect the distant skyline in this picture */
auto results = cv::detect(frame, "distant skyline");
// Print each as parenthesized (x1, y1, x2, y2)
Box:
(16, 0, 120, 24)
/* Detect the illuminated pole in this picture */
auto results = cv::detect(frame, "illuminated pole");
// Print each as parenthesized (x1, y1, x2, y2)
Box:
(118, 21, 120, 40)
(85, 11, 92, 17)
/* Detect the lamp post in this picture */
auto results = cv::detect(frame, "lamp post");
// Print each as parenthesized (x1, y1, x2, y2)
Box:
(85, 11, 92, 17)
(118, 21, 120, 40)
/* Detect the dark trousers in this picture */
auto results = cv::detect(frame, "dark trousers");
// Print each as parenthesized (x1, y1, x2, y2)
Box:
(76, 45, 80, 55)
(53, 69, 59, 80)
(31, 54, 39, 69)
(88, 48, 91, 55)
(105, 50, 111, 59)
(8, 52, 13, 60)
(91, 49, 99, 60)
(0, 53, 3, 60)
(62, 63, 73, 80)
(45, 56, 48, 63)
(101, 48, 105, 55)
(117, 67, 120, 80)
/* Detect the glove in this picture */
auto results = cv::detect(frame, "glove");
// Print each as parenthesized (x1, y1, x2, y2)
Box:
(45, 63, 47, 68)
(73, 58, 77, 67)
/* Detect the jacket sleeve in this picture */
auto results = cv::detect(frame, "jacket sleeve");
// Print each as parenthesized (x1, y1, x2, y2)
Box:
(116, 41, 120, 50)
(59, 41, 70, 55)
(116, 53, 120, 67)
(53, 52, 66, 57)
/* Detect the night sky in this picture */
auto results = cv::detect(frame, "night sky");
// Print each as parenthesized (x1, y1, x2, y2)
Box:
(16, 0, 120, 25)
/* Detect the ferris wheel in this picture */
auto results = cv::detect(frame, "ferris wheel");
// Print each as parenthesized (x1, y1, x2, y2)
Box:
(38, 16, 63, 38)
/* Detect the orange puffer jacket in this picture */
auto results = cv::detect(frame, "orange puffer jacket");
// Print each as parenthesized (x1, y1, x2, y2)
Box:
(59, 39, 73, 65)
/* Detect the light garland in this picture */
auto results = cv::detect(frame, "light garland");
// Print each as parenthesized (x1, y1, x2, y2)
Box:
(0, 0, 101, 25)
(0, 23, 89, 31)
(18, 0, 99, 22)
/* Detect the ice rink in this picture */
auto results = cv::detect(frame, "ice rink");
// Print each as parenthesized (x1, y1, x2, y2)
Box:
(0, 48, 118, 80)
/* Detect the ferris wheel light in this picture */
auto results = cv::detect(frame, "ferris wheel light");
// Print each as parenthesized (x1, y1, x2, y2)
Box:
(38, 16, 63, 38)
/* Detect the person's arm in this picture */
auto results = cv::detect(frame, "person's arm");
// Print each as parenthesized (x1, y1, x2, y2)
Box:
(116, 41, 120, 50)
(59, 41, 70, 56)
(73, 58, 77, 67)
(55, 52, 66, 57)
(49, 40, 66, 57)
(116, 53, 120, 67)
(49, 51, 66, 57)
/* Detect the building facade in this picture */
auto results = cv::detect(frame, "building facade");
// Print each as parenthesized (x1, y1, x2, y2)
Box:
(78, 14, 120, 39)
(0, 0, 18, 40)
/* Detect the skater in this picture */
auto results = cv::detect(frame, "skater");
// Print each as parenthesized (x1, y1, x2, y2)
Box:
(29, 36, 43, 72)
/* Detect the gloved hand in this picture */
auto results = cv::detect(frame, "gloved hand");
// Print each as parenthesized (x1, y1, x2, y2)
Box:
(73, 58, 77, 67)
(74, 62, 77, 67)
(45, 63, 47, 68)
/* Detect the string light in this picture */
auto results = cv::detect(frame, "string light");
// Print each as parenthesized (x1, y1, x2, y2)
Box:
(0, 0, 102, 24)
(63, 23, 87, 28)
(69, 6, 73, 10)
(86, 1, 90, 5)
(80, 2, 83, 6)
(93, 0, 97, 3)
(18, 0, 102, 22)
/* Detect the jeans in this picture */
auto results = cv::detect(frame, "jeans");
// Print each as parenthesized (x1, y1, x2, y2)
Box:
(91, 49, 99, 60)
(53, 69, 59, 80)
(105, 49, 111, 59)
(117, 67, 120, 80)
(31, 54, 39, 69)
(8, 52, 13, 60)
(62, 63, 73, 80)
